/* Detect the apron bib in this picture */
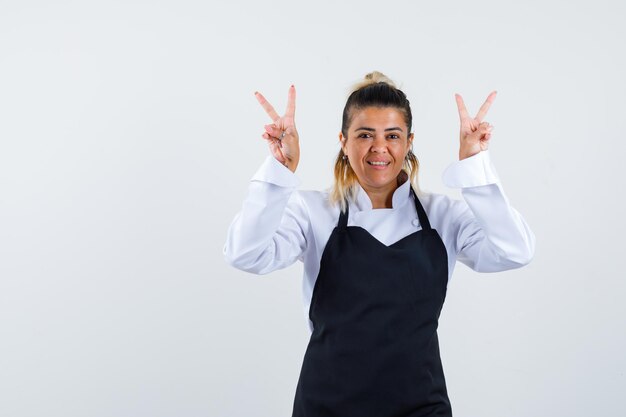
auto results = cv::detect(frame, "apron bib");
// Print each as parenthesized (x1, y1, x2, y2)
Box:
(292, 185, 452, 417)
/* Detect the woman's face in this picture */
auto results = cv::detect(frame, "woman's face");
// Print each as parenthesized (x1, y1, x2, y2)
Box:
(340, 106, 414, 193)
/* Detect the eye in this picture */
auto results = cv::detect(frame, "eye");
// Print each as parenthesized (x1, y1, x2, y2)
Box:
(357, 133, 401, 139)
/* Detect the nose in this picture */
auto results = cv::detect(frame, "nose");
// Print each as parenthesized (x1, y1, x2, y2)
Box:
(370, 134, 388, 153)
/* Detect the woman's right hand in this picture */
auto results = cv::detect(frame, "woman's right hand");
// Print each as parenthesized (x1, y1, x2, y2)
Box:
(254, 85, 300, 173)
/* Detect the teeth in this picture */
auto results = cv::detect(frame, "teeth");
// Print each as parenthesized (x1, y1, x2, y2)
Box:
(368, 161, 389, 166)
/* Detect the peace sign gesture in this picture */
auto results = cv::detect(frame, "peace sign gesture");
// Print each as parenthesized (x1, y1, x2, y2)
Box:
(254, 85, 300, 173)
(454, 90, 497, 160)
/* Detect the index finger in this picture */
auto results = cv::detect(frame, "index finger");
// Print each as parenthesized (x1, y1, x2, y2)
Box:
(474, 90, 497, 122)
(285, 85, 296, 118)
(454, 93, 470, 121)
(254, 91, 280, 122)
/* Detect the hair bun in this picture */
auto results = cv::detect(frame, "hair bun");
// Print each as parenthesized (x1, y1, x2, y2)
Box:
(364, 71, 396, 87)
(348, 71, 397, 95)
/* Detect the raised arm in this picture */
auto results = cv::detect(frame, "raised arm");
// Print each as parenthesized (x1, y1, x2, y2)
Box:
(443, 91, 535, 272)
(223, 85, 309, 274)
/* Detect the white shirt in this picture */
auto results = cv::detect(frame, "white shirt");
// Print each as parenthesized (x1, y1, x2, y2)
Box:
(223, 150, 536, 333)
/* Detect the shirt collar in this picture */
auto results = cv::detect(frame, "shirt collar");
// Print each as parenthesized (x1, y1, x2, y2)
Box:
(353, 170, 411, 211)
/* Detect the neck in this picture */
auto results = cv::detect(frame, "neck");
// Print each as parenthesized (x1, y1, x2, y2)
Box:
(361, 173, 408, 209)
(364, 184, 396, 209)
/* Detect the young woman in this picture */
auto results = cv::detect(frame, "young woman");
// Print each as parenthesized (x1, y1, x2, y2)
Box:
(224, 71, 535, 417)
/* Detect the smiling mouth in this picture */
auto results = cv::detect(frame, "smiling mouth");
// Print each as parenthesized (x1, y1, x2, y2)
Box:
(367, 161, 391, 166)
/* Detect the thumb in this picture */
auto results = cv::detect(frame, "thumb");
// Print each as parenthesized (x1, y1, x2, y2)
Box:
(466, 121, 492, 141)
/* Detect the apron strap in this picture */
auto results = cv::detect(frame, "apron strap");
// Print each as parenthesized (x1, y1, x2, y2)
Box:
(410, 186, 432, 231)
(338, 200, 349, 229)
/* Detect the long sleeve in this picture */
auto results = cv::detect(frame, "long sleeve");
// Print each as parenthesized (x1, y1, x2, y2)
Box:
(441, 150, 536, 272)
(223, 155, 310, 275)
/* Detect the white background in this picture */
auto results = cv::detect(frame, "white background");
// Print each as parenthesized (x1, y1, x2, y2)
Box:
(1, 0, 624, 416)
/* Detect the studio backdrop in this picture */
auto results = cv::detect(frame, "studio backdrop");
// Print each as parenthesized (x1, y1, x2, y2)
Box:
(0, 1, 624, 416)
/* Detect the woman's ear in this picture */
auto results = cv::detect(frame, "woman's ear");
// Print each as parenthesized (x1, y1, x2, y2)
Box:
(408, 132, 414, 149)
(339, 132, 347, 153)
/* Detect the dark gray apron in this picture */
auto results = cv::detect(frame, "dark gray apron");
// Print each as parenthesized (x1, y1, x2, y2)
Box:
(292, 185, 452, 417)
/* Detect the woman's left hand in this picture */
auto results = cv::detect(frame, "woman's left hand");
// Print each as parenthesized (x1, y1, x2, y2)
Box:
(455, 91, 497, 160)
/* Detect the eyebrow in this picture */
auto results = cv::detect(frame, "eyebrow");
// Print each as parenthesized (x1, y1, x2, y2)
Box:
(355, 126, 404, 132)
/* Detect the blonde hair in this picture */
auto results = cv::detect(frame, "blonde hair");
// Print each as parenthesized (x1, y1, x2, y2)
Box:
(328, 71, 421, 212)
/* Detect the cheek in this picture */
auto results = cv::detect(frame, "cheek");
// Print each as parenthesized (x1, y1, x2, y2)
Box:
(347, 143, 367, 157)
(392, 143, 409, 156)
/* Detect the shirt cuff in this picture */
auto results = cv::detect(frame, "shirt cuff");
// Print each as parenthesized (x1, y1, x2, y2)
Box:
(441, 149, 500, 188)
(251, 155, 302, 188)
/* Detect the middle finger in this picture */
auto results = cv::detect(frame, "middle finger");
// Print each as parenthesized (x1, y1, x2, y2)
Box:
(474, 90, 497, 122)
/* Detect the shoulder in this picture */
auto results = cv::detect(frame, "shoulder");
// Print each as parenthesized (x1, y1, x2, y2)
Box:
(416, 189, 470, 227)
(294, 187, 339, 211)
(292, 188, 341, 224)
